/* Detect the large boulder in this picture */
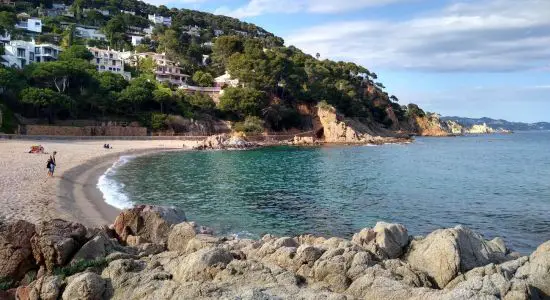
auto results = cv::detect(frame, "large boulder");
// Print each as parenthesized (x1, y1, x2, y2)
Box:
(30, 219, 87, 271)
(405, 226, 513, 288)
(194, 134, 258, 150)
(27, 275, 64, 300)
(113, 205, 186, 245)
(352, 222, 409, 259)
(167, 247, 233, 282)
(0, 220, 36, 281)
(62, 272, 106, 300)
(71, 232, 122, 263)
(514, 241, 550, 297)
(167, 222, 197, 252)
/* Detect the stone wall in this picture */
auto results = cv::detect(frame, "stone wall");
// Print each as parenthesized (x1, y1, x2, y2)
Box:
(21, 125, 147, 136)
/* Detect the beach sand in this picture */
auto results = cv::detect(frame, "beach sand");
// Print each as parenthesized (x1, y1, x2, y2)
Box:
(0, 139, 200, 226)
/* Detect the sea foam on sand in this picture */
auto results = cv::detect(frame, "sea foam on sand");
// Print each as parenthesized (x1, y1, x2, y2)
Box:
(97, 155, 136, 210)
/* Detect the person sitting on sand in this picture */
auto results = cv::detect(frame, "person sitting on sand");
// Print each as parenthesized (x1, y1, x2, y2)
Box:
(47, 151, 57, 177)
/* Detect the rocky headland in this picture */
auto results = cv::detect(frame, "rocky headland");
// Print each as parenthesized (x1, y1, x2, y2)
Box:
(1, 205, 548, 300)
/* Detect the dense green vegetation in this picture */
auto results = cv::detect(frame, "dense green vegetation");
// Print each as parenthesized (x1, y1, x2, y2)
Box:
(0, 0, 422, 134)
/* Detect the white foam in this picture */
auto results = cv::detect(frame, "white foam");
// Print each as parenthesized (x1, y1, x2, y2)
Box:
(97, 155, 136, 210)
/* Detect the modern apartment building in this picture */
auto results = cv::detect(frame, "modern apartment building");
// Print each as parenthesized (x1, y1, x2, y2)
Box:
(1, 40, 62, 68)
(148, 14, 171, 27)
(15, 17, 42, 33)
(75, 27, 107, 41)
(88, 47, 132, 80)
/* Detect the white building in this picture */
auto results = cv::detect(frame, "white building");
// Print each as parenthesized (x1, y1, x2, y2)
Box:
(214, 72, 239, 88)
(131, 35, 143, 46)
(233, 30, 248, 37)
(214, 29, 224, 37)
(1, 40, 62, 68)
(183, 25, 200, 37)
(120, 10, 135, 15)
(15, 18, 42, 33)
(130, 52, 188, 86)
(148, 14, 171, 27)
(75, 27, 106, 41)
(88, 47, 131, 80)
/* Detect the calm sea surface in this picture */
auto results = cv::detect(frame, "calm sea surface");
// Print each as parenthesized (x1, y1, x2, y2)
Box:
(103, 132, 550, 253)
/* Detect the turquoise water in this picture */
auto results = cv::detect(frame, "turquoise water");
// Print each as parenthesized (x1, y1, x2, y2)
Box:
(104, 132, 550, 253)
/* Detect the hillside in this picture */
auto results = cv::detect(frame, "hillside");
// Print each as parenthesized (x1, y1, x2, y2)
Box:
(0, 0, 429, 140)
(441, 117, 550, 131)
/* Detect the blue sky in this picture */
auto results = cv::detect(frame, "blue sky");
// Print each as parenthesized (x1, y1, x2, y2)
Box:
(147, 0, 550, 122)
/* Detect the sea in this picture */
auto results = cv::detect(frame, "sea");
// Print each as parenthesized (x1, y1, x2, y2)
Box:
(97, 131, 550, 254)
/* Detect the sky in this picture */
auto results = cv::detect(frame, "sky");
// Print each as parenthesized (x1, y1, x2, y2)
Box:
(145, 0, 549, 122)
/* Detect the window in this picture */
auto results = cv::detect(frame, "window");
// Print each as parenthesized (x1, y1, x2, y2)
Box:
(29, 52, 34, 61)
(112, 60, 116, 66)
(96, 58, 100, 64)
(35, 47, 40, 54)
(17, 48, 25, 57)
(35, 22, 40, 26)
(95, 52, 98, 56)
(109, 53, 113, 59)
(100, 66, 105, 70)
(36, 57, 40, 62)
(108, 67, 112, 71)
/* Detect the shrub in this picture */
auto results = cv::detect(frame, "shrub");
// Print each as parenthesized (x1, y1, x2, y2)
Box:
(150, 112, 167, 130)
(0, 277, 13, 291)
(53, 258, 107, 279)
(233, 116, 264, 134)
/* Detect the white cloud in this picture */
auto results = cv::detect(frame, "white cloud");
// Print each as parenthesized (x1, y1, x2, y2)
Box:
(214, 0, 410, 18)
(285, 0, 550, 72)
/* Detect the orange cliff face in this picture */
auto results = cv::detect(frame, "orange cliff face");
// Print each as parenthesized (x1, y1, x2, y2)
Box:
(411, 114, 455, 136)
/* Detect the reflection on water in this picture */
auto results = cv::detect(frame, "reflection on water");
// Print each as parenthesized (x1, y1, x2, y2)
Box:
(108, 132, 550, 253)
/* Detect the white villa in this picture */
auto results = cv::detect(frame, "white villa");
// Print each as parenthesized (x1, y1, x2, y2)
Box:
(131, 35, 143, 46)
(214, 29, 224, 37)
(75, 27, 107, 41)
(1, 40, 62, 68)
(130, 52, 189, 86)
(214, 72, 239, 88)
(183, 25, 200, 37)
(15, 17, 42, 33)
(88, 47, 131, 80)
(148, 14, 171, 27)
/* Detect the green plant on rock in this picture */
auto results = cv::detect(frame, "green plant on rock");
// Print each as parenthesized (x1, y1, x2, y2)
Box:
(53, 258, 107, 279)
(0, 277, 13, 291)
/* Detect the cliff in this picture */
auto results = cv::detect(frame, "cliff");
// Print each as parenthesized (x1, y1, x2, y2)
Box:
(1, 205, 549, 300)
(313, 105, 409, 144)
(466, 123, 512, 134)
(410, 113, 462, 136)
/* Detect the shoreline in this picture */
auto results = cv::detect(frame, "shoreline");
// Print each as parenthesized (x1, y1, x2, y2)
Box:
(56, 149, 174, 227)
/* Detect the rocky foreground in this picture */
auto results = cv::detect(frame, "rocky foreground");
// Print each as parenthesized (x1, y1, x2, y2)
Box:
(1, 205, 548, 300)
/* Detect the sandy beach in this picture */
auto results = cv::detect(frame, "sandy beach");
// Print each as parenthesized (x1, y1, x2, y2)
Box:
(0, 139, 200, 226)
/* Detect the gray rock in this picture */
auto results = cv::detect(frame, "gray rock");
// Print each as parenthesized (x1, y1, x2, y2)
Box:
(167, 222, 197, 252)
(169, 247, 234, 282)
(514, 241, 550, 297)
(62, 272, 106, 300)
(352, 222, 409, 259)
(405, 226, 513, 288)
(27, 275, 64, 300)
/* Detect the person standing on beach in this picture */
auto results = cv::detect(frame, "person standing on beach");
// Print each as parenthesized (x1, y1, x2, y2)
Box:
(47, 151, 57, 177)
